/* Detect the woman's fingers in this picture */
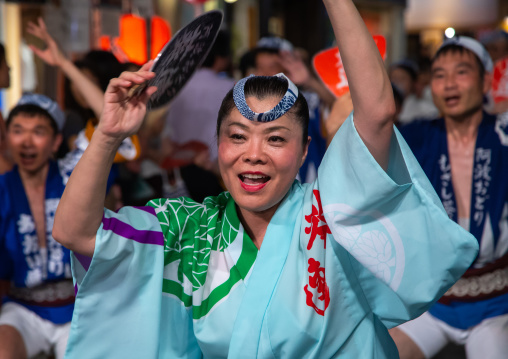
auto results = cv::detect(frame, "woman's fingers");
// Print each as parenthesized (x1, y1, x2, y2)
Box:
(104, 66, 156, 106)
(36, 17, 51, 41)
(27, 19, 56, 61)
(107, 77, 133, 96)
(118, 70, 155, 84)
(106, 75, 156, 105)
(139, 60, 154, 72)
(138, 86, 158, 104)
(106, 71, 153, 89)
(26, 22, 42, 39)
(38, 17, 48, 32)
(27, 18, 53, 47)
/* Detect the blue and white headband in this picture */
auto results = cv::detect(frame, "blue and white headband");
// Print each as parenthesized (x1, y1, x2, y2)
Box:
(233, 73, 299, 122)
(16, 93, 65, 131)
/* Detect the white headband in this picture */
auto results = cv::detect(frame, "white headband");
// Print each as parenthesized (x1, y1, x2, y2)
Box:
(438, 36, 493, 73)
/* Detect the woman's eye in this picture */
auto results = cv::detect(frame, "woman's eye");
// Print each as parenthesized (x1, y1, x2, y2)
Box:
(230, 134, 245, 141)
(269, 136, 285, 143)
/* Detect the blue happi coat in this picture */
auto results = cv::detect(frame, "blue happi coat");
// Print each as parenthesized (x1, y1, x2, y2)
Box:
(400, 111, 508, 329)
(0, 148, 117, 324)
(0, 161, 74, 324)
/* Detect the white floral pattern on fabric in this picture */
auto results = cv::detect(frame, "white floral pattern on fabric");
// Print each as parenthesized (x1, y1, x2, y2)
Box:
(323, 203, 405, 291)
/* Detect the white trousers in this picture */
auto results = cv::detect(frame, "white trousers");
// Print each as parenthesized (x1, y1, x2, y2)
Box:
(397, 311, 508, 359)
(0, 302, 70, 359)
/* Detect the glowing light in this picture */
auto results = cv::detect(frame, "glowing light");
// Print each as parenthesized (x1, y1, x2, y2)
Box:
(445, 27, 455, 39)
(224, 0, 237, 3)
(502, 17, 508, 32)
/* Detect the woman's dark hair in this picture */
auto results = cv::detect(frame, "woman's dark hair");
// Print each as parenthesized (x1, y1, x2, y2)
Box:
(239, 49, 256, 77)
(64, 50, 123, 116)
(202, 30, 231, 68)
(390, 59, 419, 83)
(216, 76, 309, 145)
(6, 104, 59, 135)
(79, 50, 123, 92)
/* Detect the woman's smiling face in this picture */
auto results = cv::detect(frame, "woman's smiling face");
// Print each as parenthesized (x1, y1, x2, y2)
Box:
(218, 95, 309, 218)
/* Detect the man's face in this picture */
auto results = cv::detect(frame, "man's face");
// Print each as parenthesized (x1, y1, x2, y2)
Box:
(7, 113, 61, 175)
(254, 53, 284, 76)
(0, 56, 10, 89)
(430, 50, 489, 121)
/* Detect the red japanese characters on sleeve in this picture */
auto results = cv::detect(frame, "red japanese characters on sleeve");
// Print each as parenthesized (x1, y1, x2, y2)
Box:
(303, 190, 331, 316)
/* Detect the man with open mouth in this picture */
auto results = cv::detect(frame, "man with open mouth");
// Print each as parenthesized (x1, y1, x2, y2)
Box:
(0, 93, 75, 359)
(393, 37, 508, 359)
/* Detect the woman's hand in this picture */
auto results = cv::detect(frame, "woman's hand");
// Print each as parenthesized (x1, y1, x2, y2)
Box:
(96, 62, 157, 146)
(27, 17, 107, 118)
(27, 17, 67, 67)
(279, 50, 336, 107)
(53, 63, 156, 257)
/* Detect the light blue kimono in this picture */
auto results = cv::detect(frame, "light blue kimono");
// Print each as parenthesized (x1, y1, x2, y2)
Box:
(65, 114, 478, 358)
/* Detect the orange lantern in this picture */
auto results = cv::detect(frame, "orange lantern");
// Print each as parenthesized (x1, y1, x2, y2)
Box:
(151, 15, 172, 59)
(116, 14, 148, 65)
(101, 14, 172, 65)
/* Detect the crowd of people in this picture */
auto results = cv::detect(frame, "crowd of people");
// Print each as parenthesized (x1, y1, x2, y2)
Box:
(0, 0, 507, 358)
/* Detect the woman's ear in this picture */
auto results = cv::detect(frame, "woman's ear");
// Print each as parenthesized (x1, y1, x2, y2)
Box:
(300, 136, 311, 166)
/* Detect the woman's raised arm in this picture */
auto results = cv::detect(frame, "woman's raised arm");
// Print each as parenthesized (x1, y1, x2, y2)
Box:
(52, 64, 156, 257)
(323, 0, 395, 169)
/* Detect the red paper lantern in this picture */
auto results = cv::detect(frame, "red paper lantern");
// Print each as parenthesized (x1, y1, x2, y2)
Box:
(100, 14, 172, 65)
(151, 16, 172, 59)
(116, 14, 148, 65)
(184, 0, 209, 4)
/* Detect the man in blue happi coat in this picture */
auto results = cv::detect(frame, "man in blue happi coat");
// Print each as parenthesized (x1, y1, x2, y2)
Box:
(0, 94, 74, 359)
(391, 36, 508, 359)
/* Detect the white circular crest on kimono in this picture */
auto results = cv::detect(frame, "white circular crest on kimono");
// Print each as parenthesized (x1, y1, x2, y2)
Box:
(323, 203, 405, 291)
(495, 111, 508, 146)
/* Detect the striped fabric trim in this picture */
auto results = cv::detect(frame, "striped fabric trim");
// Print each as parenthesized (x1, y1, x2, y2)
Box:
(101, 215, 164, 246)
(126, 206, 157, 216)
